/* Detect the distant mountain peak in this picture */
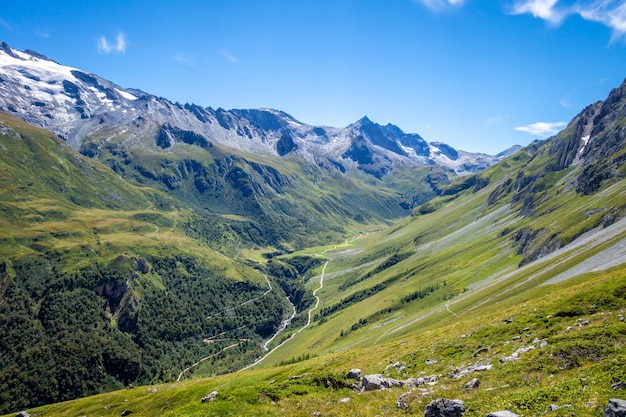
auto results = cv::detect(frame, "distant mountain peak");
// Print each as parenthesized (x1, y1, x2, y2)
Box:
(0, 41, 510, 177)
(356, 115, 373, 125)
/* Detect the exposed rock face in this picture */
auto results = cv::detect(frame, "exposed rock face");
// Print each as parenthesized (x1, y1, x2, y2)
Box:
(605, 399, 626, 417)
(424, 398, 465, 417)
(93, 280, 129, 313)
(361, 374, 403, 391)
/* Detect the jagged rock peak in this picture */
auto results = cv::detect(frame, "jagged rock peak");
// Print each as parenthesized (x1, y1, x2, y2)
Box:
(0, 41, 513, 177)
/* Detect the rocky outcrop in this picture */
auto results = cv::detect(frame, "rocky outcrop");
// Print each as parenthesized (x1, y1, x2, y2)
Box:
(464, 378, 480, 390)
(424, 398, 465, 417)
(346, 369, 361, 380)
(605, 399, 626, 417)
(361, 374, 403, 391)
(94, 280, 129, 313)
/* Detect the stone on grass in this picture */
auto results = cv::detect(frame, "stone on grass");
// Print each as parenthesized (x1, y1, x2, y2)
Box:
(361, 374, 403, 391)
(605, 398, 626, 417)
(406, 377, 426, 387)
(486, 411, 519, 417)
(464, 378, 480, 390)
(346, 369, 361, 380)
(424, 398, 465, 417)
(396, 392, 411, 410)
(201, 391, 218, 403)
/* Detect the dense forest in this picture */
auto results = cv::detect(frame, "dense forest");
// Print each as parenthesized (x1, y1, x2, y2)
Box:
(0, 251, 292, 413)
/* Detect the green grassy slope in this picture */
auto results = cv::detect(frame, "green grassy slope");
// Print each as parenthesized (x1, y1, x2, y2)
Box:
(0, 113, 294, 413)
(253, 134, 626, 364)
(82, 120, 451, 251)
(10, 263, 625, 417)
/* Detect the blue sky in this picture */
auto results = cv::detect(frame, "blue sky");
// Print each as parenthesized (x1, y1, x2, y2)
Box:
(1, 0, 625, 154)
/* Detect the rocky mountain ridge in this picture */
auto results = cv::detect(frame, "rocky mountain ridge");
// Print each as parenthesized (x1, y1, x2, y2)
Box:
(0, 42, 518, 178)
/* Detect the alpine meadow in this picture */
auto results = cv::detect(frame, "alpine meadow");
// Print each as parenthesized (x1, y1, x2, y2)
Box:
(1, 36, 626, 417)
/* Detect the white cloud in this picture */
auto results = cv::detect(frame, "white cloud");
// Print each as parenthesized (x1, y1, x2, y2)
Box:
(576, 0, 626, 39)
(511, 0, 626, 38)
(221, 50, 238, 63)
(413, 0, 465, 11)
(97, 32, 127, 54)
(510, 0, 566, 25)
(514, 121, 566, 136)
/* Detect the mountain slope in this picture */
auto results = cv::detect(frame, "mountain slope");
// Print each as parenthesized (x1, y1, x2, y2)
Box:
(5, 77, 626, 416)
(0, 113, 297, 413)
(0, 41, 526, 249)
(260, 78, 626, 361)
(1, 38, 626, 417)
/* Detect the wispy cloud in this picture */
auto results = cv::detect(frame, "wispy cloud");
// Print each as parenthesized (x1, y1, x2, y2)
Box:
(173, 53, 194, 67)
(413, 0, 465, 12)
(511, 0, 626, 38)
(510, 0, 566, 25)
(0, 17, 12, 31)
(486, 114, 509, 126)
(576, 1, 626, 40)
(34, 29, 50, 38)
(97, 32, 127, 54)
(514, 121, 566, 136)
(221, 50, 238, 63)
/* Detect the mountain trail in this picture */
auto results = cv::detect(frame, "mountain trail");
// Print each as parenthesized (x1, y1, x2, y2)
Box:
(445, 302, 458, 317)
(177, 342, 241, 382)
(208, 275, 272, 318)
(238, 260, 330, 372)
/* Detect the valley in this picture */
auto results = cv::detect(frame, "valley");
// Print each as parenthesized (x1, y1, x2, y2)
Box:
(0, 40, 625, 416)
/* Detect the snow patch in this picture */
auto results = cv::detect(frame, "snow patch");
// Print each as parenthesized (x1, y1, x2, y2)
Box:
(116, 88, 137, 101)
(579, 135, 590, 156)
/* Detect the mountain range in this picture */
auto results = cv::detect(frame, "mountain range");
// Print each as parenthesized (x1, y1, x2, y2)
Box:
(0, 41, 625, 417)
(0, 41, 517, 177)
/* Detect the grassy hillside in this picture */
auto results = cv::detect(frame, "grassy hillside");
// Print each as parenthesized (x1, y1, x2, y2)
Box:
(9, 263, 625, 417)
(81, 122, 432, 251)
(242, 141, 625, 365)
(80, 110, 465, 252)
(0, 113, 296, 413)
